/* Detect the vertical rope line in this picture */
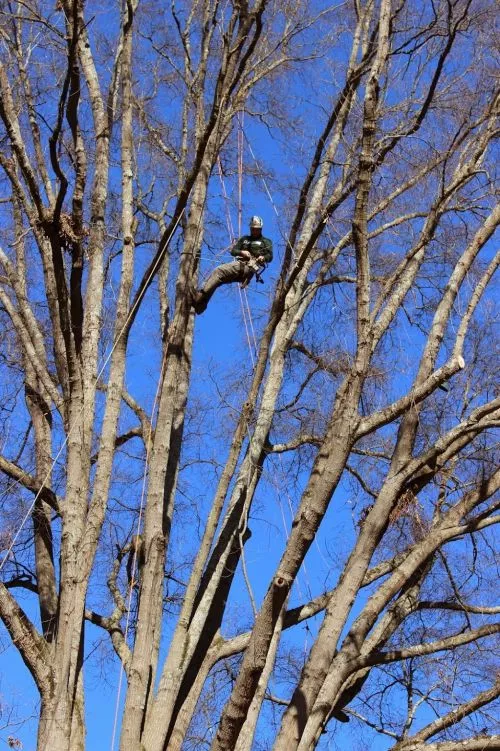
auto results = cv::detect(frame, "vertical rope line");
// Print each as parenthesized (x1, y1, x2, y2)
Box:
(217, 156, 255, 367)
(226, 120, 313, 617)
(236, 114, 259, 359)
(243, 288, 258, 355)
(243, 132, 295, 263)
(239, 286, 255, 368)
(235, 119, 305, 605)
(238, 124, 314, 602)
(267, 453, 306, 603)
(238, 111, 244, 238)
(236, 120, 305, 595)
(218, 121, 312, 634)
(217, 157, 235, 242)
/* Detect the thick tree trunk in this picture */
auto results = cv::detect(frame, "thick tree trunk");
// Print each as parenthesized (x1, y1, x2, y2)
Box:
(37, 666, 84, 751)
(120, 168, 207, 750)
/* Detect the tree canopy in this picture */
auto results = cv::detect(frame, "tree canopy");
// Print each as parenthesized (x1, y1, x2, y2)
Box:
(0, 1, 498, 750)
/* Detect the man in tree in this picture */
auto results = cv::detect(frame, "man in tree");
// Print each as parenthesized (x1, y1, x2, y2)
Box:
(192, 215, 273, 314)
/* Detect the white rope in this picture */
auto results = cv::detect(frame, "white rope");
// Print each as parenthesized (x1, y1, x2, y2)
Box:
(218, 116, 314, 620)
(243, 288, 258, 355)
(238, 288, 256, 368)
(238, 111, 244, 238)
(233, 121, 314, 613)
(235, 119, 259, 358)
(235, 114, 260, 358)
(216, 156, 257, 367)
(0, 209, 185, 573)
(236, 122, 315, 601)
(243, 132, 295, 263)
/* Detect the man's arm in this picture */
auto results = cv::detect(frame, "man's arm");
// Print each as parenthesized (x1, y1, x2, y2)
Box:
(261, 238, 273, 263)
(231, 236, 245, 257)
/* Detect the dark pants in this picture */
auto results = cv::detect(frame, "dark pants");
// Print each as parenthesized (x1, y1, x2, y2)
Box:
(198, 260, 254, 306)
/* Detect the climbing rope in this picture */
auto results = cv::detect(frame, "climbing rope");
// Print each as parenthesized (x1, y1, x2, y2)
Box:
(237, 110, 244, 238)
(238, 120, 316, 606)
(242, 130, 296, 264)
(216, 154, 258, 366)
(217, 116, 315, 618)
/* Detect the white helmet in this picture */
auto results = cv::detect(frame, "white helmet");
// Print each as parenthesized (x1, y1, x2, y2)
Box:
(249, 215, 263, 229)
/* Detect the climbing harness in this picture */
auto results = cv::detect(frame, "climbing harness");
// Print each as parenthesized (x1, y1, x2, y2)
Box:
(238, 257, 266, 289)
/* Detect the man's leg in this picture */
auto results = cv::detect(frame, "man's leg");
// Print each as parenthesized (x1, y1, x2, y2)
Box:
(193, 261, 252, 313)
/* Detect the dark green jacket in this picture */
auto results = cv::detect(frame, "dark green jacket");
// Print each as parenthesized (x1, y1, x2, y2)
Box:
(231, 234, 273, 263)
